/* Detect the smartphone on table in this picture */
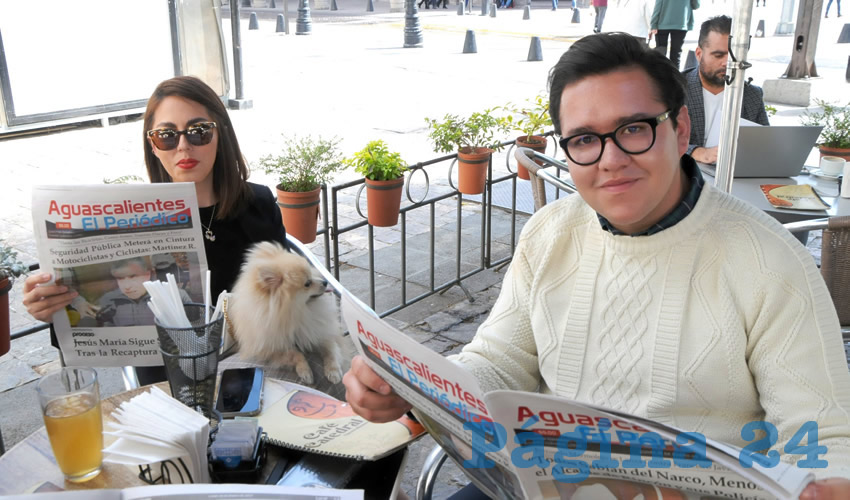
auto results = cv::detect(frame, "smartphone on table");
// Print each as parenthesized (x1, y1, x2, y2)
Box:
(215, 367, 264, 418)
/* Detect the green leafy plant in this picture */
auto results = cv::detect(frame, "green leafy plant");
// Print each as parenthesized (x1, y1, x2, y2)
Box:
(258, 135, 343, 192)
(800, 99, 850, 149)
(345, 140, 408, 181)
(0, 240, 28, 286)
(425, 108, 511, 154)
(501, 95, 552, 143)
(764, 105, 777, 118)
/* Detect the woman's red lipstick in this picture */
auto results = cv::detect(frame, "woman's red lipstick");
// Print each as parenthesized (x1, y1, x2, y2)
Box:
(177, 159, 198, 169)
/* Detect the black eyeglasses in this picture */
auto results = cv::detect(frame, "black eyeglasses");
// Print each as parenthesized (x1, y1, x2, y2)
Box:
(147, 121, 217, 151)
(558, 111, 671, 166)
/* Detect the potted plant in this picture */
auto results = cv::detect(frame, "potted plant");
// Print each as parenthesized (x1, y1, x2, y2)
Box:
(502, 95, 552, 180)
(1, 240, 28, 357)
(345, 140, 409, 227)
(426, 108, 510, 195)
(800, 99, 850, 161)
(258, 135, 343, 244)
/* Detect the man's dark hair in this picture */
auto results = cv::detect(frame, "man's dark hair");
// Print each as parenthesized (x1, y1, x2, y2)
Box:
(698, 15, 732, 48)
(109, 257, 151, 275)
(547, 33, 686, 136)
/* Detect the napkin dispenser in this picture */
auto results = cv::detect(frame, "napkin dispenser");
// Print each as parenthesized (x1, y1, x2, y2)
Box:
(209, 427, 267, 483)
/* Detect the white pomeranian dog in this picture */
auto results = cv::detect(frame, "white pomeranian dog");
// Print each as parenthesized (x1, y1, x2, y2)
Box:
(228, 241, 344, 384)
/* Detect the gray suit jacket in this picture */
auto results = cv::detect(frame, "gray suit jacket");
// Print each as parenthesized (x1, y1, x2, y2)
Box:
(683, 67, 770, 155)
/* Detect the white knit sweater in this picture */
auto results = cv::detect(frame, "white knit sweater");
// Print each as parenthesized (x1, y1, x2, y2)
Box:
(453, 182, 850, 479)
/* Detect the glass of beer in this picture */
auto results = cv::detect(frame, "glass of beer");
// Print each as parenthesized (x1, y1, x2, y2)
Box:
(36, 367, 103, 483)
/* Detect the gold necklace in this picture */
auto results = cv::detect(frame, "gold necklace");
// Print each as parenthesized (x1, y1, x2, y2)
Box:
(201, 205, 216, 242)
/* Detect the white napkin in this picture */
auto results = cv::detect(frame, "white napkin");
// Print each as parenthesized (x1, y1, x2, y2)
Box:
(104, 386, 211, 484)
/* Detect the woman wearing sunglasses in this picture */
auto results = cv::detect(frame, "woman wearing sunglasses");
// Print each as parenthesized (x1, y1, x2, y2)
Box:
(23, 76, 287, 384)
(142, 76, 287, 301)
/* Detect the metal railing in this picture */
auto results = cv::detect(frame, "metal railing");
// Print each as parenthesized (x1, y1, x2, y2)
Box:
(323, 135, 558, 317)
(10, 263, 47, 341)
(9, 135, 558, 340)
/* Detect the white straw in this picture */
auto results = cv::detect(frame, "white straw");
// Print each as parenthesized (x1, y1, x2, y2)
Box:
(166, 274, 181, 308)
(211, 290, 227, 322)
(144, 279, 191, 328)
(204, 269, 211, 325)
(166, 274, 190, 326)
(146, 300, 163, 322)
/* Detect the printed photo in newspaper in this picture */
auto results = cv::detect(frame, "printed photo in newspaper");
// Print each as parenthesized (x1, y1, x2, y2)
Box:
(31, 183, 208, 367)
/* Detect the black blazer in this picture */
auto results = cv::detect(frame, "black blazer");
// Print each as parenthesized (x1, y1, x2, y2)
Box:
(683, 66, 770, 155)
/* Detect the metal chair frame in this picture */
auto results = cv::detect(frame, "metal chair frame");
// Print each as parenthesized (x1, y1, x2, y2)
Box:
(514, 147, 577, 211)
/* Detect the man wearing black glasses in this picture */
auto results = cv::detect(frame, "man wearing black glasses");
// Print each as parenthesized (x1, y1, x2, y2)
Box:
(344, 33, 850, 498)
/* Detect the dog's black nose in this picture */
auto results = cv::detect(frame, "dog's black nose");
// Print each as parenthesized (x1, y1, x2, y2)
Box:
(321, 279, 329, 288)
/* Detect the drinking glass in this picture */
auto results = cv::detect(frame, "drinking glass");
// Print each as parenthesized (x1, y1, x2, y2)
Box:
(36, 367, 103, 483)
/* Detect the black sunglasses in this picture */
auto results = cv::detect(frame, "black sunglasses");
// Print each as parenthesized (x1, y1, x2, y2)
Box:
(147, 122, 217, 151)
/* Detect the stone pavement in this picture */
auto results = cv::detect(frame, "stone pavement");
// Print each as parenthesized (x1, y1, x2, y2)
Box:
(1, 0, 848, 496)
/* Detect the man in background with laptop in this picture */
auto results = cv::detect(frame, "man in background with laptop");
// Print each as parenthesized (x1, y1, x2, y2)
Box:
(684, 15, 770, 165)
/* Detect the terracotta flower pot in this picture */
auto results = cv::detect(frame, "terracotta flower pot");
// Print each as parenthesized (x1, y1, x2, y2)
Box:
(1, 277, 11, 357)
(818, 146, 850, 163)
(365, 177, 405, 227)
(456, 147, 494, 195)
(515, 135, 547, 180)
(276, 186, 321, 244)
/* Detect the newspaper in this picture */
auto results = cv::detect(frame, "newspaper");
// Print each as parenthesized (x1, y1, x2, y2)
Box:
(340, 292, 815, 500)
(31, 183, 208, 367)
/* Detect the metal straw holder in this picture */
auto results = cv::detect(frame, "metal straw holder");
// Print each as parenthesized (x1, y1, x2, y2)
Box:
(155, 303, 223, 419)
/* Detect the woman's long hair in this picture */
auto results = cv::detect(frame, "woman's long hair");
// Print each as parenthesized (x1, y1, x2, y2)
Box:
(143, 76, 251, 218)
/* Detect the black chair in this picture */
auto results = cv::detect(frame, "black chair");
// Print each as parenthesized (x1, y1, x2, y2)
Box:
(784, 217, 850, 342)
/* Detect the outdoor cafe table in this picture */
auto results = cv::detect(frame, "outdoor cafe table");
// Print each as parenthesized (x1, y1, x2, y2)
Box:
(0, 375, 336, 495)
(703, 170, 850, 223)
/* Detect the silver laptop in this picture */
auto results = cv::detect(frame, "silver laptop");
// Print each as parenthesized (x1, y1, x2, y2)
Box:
(696, 125, 823, 178)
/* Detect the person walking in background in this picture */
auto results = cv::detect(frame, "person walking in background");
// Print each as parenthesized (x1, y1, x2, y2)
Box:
(650, 0, 700, 69)
(825, 0, 841, 17)
(592, 0, 608, 32)
(606, 0, 652, 45)
(552, 0, 558, 11)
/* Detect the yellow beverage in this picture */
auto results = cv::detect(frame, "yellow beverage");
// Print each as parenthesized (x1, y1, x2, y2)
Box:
(43, 393, 103, 482)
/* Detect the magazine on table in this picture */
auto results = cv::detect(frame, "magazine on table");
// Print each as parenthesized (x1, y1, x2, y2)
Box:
(340, 292, 814, 500)
(760, 183, 831, 211)
(31, 183, 208, 367)
(257, 386, 425, 461)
